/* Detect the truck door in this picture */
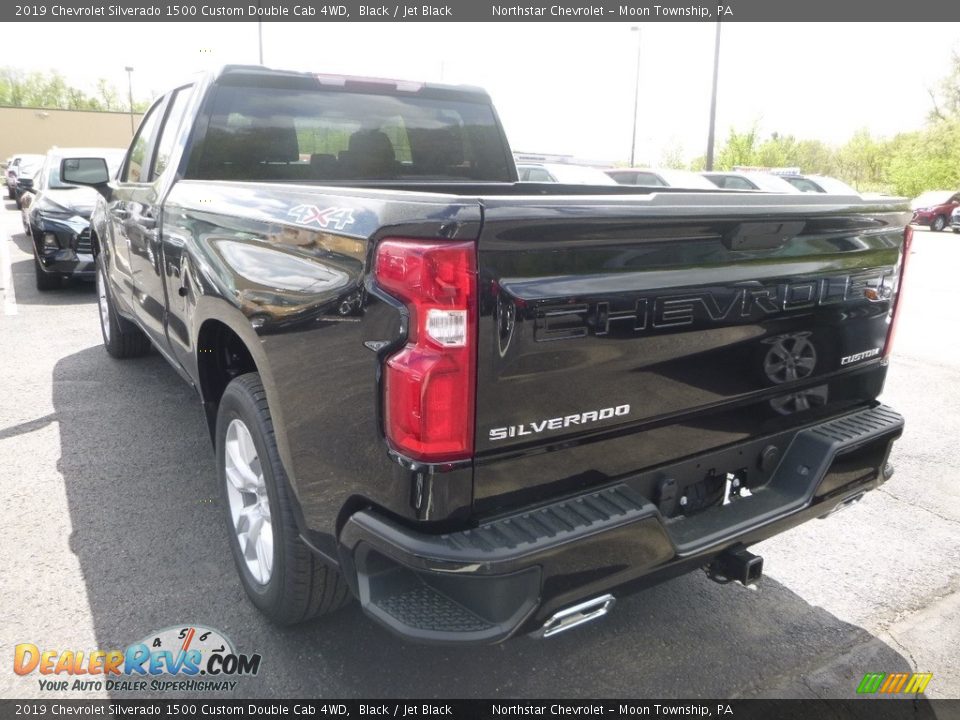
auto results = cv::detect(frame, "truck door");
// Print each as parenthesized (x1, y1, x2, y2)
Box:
(105, 99, 165, 319)
(111, 95, 170, 349)
(140, 86, 194, 360)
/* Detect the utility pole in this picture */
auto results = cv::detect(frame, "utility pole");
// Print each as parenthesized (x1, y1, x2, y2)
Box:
(705, 22, 722, 171)
(258, 22, 264, 64)
(629, 26, 641, 168)
(124, 66, 134, 135)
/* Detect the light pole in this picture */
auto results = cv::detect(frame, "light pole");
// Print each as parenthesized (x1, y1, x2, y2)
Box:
(705, 22, 722, 171)
(258, 22, 264, 64)
(124, 66, 134, 135)
(629, 26, 641, 168)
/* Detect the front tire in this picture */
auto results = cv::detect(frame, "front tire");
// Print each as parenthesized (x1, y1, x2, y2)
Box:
(932, 215, 946, 232)
(96, 255, 151, 358)
(217, 373, 350, 624)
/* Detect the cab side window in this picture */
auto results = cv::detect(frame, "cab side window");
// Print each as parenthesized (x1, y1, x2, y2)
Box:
(151, 88, 193, 181)
(122, 100, 164, 183)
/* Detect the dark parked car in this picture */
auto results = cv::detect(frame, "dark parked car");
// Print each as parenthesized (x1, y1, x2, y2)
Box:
(26, 148, 124, 290)
(910, 191, 960, 232)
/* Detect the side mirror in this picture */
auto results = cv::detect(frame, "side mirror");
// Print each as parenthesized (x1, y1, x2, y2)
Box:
(60, 158, 112, 199)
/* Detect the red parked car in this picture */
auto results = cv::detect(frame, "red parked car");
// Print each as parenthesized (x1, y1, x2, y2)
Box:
(910, 191, 960, 231)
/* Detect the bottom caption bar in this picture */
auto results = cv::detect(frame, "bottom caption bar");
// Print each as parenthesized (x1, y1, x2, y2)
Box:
(0, 700, 953, 719)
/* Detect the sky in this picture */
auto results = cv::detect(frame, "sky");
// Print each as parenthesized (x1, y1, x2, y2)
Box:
(14, 22, 960, 166)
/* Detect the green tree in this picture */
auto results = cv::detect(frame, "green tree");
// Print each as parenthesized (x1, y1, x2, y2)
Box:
(792, 139, 836, 176)
(928, 50, 960, 122)
(835, 129, 887, 190)
(886, 122, 960, 196)
(659, 142, 687, 169)
(754, 132, 797, 168)
(715, 125, 759, 170)
(95, 78, 118, 111)
(0, 65, 136, 112)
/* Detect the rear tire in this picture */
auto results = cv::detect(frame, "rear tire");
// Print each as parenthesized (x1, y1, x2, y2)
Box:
(6, 186, 13, 200)
(34, 256, 61, 291)
(217, 373, 351, 624)
(96, 255, 151, 358)
(932, 215, 946, 232)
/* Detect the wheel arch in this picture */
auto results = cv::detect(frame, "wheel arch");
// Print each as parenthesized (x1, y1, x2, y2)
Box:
(196, 317, 261, 438)
(193, 305, 307, 548)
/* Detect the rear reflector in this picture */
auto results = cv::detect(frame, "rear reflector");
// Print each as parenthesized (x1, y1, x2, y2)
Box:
(375, 239, 477, 462)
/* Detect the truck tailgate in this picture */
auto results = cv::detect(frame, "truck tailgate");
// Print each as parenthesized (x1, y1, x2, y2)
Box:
(473, 192, 909, 512)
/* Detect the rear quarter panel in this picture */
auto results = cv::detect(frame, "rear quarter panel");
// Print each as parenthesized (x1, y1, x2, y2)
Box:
(161, 180, 483, 553)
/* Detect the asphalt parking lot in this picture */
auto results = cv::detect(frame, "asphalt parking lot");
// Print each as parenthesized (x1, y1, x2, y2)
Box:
(1, 200, 959, 700)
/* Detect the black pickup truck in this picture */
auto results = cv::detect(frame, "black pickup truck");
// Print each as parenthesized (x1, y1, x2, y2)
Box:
(63, 65, 909, 644)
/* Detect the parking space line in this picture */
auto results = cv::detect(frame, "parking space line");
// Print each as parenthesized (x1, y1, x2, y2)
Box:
(1, 229, 17, 316)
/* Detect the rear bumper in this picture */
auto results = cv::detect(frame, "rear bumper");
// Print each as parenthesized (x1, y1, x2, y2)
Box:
(337, 404, 903, 644)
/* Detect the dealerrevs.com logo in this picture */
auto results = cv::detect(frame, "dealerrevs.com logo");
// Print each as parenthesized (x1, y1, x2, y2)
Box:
(14, 625, 262, 693)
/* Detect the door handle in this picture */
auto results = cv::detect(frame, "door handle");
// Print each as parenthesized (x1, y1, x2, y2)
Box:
(111, 208, 130, 220)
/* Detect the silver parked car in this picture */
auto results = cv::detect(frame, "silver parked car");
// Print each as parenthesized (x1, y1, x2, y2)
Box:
(702, 171, 802, 193)
(6, 154, 45, 199)
(606, 167, 717, 190)
(781, 174, 858, 195)
(517, 163, 619, 185)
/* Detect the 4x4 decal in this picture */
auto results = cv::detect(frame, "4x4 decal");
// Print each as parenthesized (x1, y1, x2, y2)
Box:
(288, 205, 355, 231)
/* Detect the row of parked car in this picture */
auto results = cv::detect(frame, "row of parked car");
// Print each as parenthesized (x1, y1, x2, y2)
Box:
(4, 145, 955, 296)
(516, 162, 861, 196)
(517, 162, 960, 233)
(4, 148, 124, 290)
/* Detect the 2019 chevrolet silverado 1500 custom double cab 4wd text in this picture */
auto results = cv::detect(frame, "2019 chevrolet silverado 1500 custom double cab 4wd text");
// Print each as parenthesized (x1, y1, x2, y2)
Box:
(63, 65, 909, 644)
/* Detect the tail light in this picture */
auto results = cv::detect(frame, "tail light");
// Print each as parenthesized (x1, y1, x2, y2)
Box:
(375, 239, 477, 462)
(883, 225, 912, 359)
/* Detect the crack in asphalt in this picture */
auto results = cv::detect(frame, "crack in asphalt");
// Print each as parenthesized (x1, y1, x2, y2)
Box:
(877, 487, 960, 527)
(884, 628, 918, 672)
(732, 627, 867, 699)
(799, 674, 825, 701)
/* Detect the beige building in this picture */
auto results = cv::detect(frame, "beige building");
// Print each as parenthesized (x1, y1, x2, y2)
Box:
(0, 106, 143, 163)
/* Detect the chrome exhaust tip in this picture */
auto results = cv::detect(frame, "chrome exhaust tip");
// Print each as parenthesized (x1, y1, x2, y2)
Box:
(533, 594, 616, 639)
(818, 490, 866, 519)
